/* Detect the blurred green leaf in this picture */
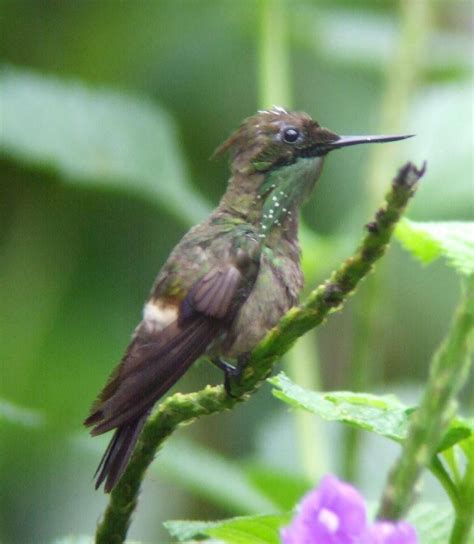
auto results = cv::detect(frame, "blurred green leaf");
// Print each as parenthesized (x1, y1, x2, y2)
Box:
(0, 398, 44, 427)
(269, 373, 472, 453)
(204, 515, 288, 544)
(407, 503, 455, 544)
(165, 514, 289, 544)
(396, 219, 474, 275)
(51, 538, 92, 544)
(244, 465, 311, 511)
(80, 433, 276, 515)
(407, 83, 474, 219)
(293, 7, 473, 75)
(0, 65, 211, 224)
(157, 438, 277, 515)
(437, 417, 474, 453)
(459, 432, 474, 461)
(164, 519, 223, 541)
(299, 225, 347, 284)
(459, 418, 474, 472)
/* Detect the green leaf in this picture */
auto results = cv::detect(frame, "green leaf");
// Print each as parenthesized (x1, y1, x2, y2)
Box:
(437, 417, 473, 453)
(164, 503, 455, 544)
(0, 65, 211, 224)
(457, 420, 474, 464)
(244, 464, 311, 511)
(294, 7, 473, 75)
(407, 84, 474, 219)
(164, 519, 224, 541)
(407, 503, 455, 544)
(207, 515, 289, 544)
(0, 398, 44, 427)
(269, 372, 410, 442)
(269, 373, 473, 453)
(396, 219, 474, 276)
(165, 514, 289, 544)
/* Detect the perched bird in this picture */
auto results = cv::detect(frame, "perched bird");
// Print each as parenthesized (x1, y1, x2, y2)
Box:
(85, 107, 411, 492)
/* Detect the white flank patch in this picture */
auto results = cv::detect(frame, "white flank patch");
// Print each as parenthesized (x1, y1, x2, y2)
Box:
(143, 301, 177, 333)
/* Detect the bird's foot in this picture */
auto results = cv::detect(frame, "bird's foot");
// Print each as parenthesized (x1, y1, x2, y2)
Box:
(211, 357, 243, 397)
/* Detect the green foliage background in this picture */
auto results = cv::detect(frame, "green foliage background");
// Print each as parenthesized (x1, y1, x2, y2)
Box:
(0, 1, 472, 542)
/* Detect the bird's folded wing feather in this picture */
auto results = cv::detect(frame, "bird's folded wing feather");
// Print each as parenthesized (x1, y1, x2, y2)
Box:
(84, 262, 251, 435)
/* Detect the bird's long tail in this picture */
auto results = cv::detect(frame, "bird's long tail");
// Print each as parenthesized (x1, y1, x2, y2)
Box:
(85, 264, 246, 491)
(86, 317, 221, 491)
(94, 412, 148, 493)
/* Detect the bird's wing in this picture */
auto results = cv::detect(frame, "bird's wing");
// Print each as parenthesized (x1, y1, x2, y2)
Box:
(84, 260, 256, 435)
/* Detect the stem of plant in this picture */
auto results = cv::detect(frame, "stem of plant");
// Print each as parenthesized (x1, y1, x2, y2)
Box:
(429, 456, 461, 512)
(258, 0, 291, 109)
(449, 427, 474, 543)
(286, 330, 327, 482)
(377, 276, 474, 537)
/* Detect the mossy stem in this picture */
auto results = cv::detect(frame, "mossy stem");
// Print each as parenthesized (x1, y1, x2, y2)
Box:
(377, 276, 474, 529)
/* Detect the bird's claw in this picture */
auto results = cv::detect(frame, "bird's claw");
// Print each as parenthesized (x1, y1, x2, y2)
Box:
(211, 357, 242, 397)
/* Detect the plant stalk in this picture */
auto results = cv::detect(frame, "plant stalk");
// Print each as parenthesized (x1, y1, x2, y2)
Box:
(377, 276, 474, 527)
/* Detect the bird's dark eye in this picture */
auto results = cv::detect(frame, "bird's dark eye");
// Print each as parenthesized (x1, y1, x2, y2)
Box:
(281, 127, 300, 144)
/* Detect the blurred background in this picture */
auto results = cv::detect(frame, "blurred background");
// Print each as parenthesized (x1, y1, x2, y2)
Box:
(1, 1, 472, 542)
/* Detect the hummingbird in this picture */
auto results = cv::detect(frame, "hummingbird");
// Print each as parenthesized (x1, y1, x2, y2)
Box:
(84, 107, 411, 492)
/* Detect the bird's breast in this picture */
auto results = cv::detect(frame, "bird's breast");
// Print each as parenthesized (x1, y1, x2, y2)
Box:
(219, 246, 303, 358)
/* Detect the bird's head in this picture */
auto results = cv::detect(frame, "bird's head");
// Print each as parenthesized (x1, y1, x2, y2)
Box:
(215, 107, 411, 174)
(216, 107, 412, 234)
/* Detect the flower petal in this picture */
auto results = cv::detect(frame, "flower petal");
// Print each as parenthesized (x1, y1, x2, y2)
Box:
(364, 520, 418, 544)
(280, 474, 368, 543)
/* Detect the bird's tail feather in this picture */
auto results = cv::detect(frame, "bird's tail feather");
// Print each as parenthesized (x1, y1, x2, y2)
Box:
(86, 305, 226, 492)
(95, 412, 148, 493)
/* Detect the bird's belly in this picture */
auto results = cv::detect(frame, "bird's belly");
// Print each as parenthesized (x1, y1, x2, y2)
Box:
(220, 254, 303, 359)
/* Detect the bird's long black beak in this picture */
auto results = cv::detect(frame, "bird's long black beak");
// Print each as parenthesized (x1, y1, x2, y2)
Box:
(325, 133, 414, 151)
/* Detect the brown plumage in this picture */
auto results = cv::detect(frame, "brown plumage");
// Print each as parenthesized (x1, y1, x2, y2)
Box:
(85, 229, 262, 491)
(85, 107, 412, 492)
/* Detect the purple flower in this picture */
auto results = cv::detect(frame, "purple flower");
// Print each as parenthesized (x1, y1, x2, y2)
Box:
(280, 475, 368, 544)
(364, 521, 418, 544)
(280, 475, 418, 544)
